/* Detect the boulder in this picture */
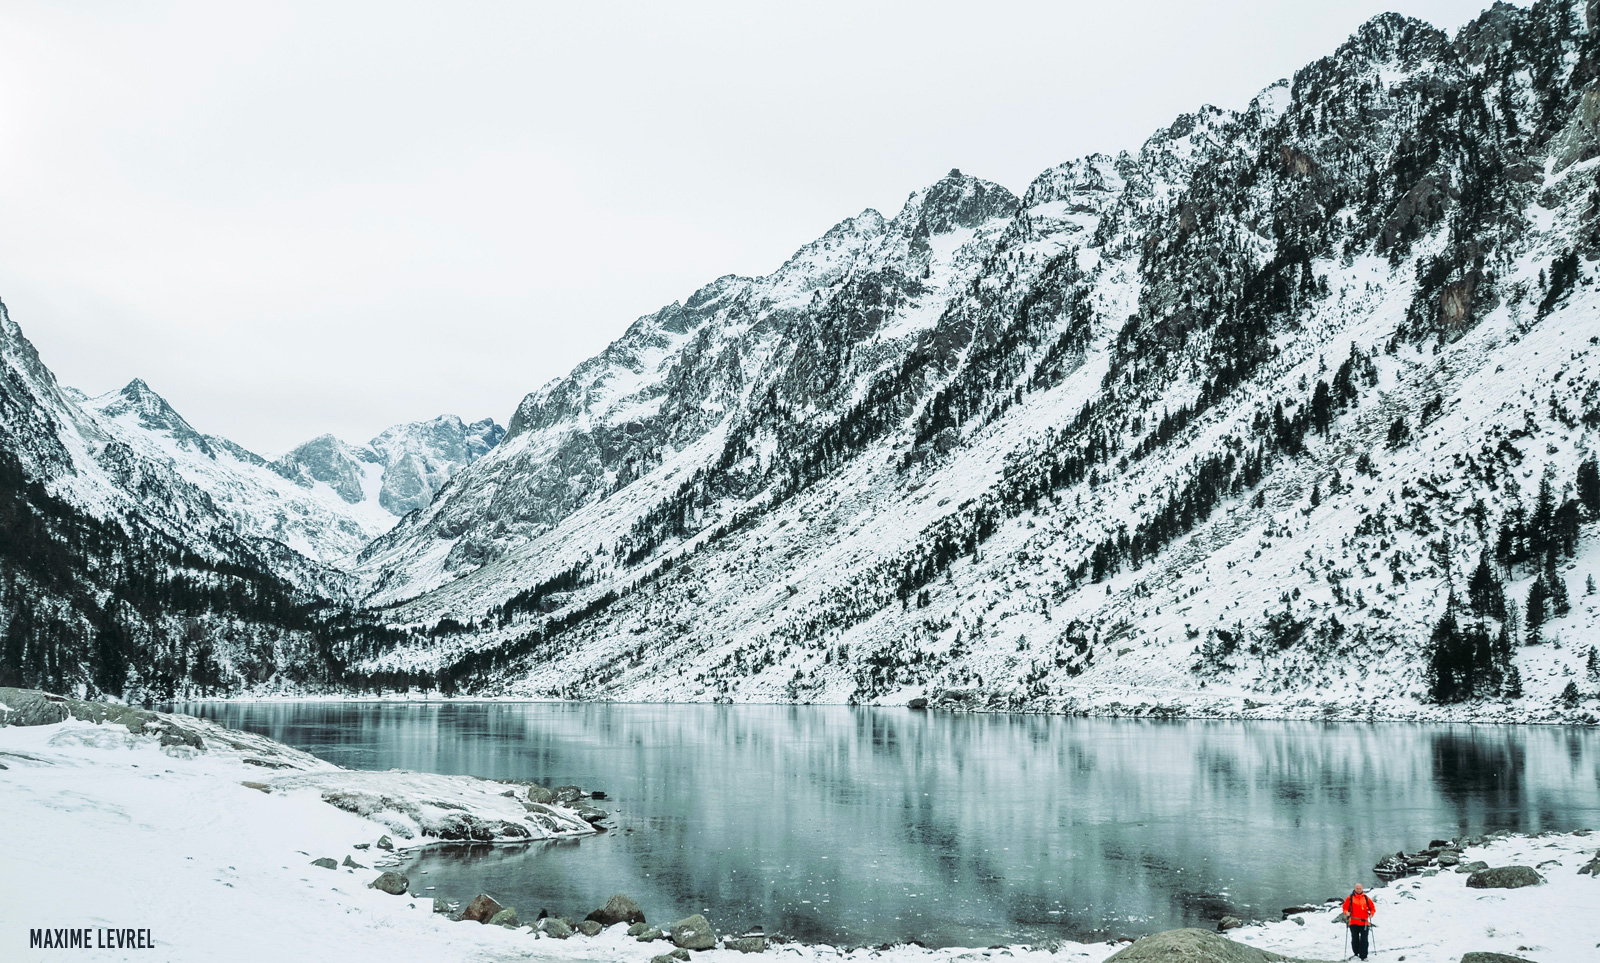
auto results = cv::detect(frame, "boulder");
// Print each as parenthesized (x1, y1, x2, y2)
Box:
(1106, 928, 1332, 962)
(728, 935, 768, 953)
(310, 857, 339, 870)
(542, 918, 573, 939)
(588, 893, 646, 926)
(375, 835, 394, 851)
(1280, 906, 1320, 919)
(635, 927, 665, 942)
(462, 894, 504, 923)
(1217, 916, 1243, 931)
(907, 697, 930, 710)
(652, 954, 691, 963)
(577, 920, 604, 937)
(627, 922, 654, 937)
(1455, 860, 1489, 874)
(526, 784, 554, 805)
(552, 785, 583, 804)
(1577, 854, 1600, 876)
(590, 790, 608, 800)
(342, 855, 364, 869)
(489, 907, 519, 928)
(1373, 853, 1410, 879)
(369, 872, 409, 895)
(1436, 853, 1460, 866)
(1460, 954, 1535, 963)
(670, 914, 717, 950)
(1466, 866, 1544, 889)
(576, 805, 609, 824)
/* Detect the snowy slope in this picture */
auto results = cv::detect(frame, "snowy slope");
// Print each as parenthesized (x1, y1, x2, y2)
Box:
(81, 380, 393, 565)
(69, 379, 505, 567)
(343, 2, 1600, 721)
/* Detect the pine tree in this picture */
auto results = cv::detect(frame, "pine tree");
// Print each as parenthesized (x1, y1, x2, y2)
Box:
(1558, 681, 1581, 708)
(1546, 553, 1570, 617)
(1525, 579, 1547, 644)
(1579, 457, 1600, 517)
(1586, 646, 1599, 684)
(1530, 470, 1556, 560)
(1503, 664, 1523, 699)
(1467, 551, 1505, 620)
(1427, 596, 1467, 703)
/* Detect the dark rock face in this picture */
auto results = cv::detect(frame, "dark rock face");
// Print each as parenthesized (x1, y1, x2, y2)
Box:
(670, 914, 717, 950)
(587, 893, 646, 926)
(462, 894, 504, 923)
(369, 872, 409, 895)
(1466, 866, 1544, 889)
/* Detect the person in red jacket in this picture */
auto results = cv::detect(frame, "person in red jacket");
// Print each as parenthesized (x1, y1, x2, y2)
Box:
(1342, 883, 1376, 960)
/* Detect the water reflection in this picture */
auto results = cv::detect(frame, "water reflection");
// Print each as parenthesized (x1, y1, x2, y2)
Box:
(182, 702, 1600, 948)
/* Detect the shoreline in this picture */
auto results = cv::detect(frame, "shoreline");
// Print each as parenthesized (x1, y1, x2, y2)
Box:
(4, 690, 1597, 962)
(168, 690, 1600, 728)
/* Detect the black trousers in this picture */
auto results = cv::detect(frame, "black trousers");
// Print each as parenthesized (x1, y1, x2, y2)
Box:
(1349, 924, 1370, 959)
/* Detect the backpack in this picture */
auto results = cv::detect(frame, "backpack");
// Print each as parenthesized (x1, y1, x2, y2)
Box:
(1345, 891, 1373, 924)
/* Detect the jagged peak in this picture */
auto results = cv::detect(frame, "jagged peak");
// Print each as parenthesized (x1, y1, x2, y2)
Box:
(897, 168, 1020, 235)
(1332, 11, 1451, 72)
(1022, 154, 1122, 208)
(88, 377, 205, 442)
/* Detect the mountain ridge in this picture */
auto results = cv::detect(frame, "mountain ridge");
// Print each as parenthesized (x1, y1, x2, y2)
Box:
(340, 0, 1600, 722)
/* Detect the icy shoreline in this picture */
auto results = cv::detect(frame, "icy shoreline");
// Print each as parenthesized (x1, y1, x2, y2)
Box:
(2, 692, 1597, 962)
(172, 687, 1600, 727)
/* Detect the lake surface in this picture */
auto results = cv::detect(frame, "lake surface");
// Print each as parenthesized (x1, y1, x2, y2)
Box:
(183, 701, 1600, 948)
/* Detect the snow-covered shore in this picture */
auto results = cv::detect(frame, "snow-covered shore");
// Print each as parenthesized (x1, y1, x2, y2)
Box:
(2, 697, 1597, 962)
(176, 687, 1600, 728)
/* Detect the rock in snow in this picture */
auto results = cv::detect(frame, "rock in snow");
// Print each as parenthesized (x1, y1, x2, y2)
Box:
(1465, 866, 1545, 889)
(587, 893, 646, 926)
(669, 914, 717, 950)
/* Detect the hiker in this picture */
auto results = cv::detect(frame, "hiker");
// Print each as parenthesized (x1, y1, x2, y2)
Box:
(1342, 883, 1376, 960)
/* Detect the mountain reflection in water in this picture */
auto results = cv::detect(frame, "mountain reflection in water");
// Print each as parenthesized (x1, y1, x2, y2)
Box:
(185, 702, 1600, 948)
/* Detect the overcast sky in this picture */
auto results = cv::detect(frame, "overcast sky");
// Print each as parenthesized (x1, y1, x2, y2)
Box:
(0, 1, 1509, 455)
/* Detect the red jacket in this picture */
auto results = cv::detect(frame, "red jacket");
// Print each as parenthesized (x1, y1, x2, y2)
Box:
(1343, 893, 1375, 926)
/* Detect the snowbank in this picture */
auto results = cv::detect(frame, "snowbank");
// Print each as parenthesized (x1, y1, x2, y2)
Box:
(1, 702, 1595, 962)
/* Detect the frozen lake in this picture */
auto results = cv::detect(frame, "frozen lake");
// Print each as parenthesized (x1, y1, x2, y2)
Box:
(184, 701, 1600, 947)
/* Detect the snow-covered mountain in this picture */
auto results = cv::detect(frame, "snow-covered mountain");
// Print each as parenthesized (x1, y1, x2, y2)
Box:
(347, 1, 1600, 721)
(0, 299, 502, 700)
(269, 416, 504, 520)
(73, 380, 504, 566)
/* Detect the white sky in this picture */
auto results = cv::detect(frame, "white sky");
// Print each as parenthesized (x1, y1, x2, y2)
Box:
(0, 0, 1511, 455)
